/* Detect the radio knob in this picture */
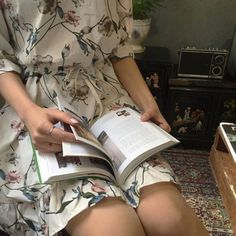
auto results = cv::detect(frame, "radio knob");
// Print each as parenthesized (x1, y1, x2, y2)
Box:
(214, 55, 225, 65)
(212, 66, 222, 76)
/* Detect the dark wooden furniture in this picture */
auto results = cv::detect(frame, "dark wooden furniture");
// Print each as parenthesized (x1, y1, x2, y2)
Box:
(209, 125, 236, 234)
(135, 47, 236, 150)
(134, 46, 172, 114)
(166, 77, 236, 149)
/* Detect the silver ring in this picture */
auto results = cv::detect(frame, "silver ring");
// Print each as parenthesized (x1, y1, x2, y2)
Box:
(48, 126, 55, 136)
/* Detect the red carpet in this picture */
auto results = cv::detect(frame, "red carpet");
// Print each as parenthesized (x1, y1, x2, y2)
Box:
(162, 148, 234, 236)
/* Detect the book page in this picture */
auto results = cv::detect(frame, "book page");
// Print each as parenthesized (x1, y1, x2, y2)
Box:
(57, 95, 107, 155)
(35, 151, 116, 183)
(220, 122, 236, 162)
(90, 107, 179, 183)
(62, 141, 113, 166)
(70, 125, 105, 152)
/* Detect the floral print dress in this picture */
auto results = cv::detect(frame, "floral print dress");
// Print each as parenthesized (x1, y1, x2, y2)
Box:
(0, 0, 178, 235)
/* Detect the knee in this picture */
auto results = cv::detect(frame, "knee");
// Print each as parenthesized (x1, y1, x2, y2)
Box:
(140, 201, 187, 236)
(137, 183, 191, 236)
(155, 207, 187, 236)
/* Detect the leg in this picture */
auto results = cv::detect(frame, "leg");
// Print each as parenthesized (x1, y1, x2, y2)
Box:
(137, 182, 209, 236)
(65, 197, 146, 236)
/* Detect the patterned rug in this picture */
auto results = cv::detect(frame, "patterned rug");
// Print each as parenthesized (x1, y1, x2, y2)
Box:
(161, 148, 234, 236)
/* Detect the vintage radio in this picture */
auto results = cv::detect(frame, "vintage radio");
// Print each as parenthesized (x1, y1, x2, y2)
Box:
(177, 48, 229, 79)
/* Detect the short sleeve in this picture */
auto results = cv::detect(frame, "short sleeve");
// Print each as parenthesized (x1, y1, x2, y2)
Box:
(0, 7, 21, 75)
(110, 0, 134, 60)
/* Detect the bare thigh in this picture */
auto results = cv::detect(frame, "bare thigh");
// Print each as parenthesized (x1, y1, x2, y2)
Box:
(65, 197, 145, 236)
(137, 182, 209, 236)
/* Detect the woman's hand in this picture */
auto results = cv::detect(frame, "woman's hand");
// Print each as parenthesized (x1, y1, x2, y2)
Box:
(140, 107, 171, 133)
(0, 72, 78, 153)
(22, 104, 79, 153)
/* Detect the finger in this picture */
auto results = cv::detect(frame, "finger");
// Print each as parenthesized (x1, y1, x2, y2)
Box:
(140, 111, 152, 122)
(48, 109, 80, 126)
(141, 111, 161, 125)
(49, 127, 77, 143)
(160, 123, 171, 133)
(141, 110, 171, 132)
(36, 136, 62, 144)
(35, 142, 62, 153)
(32, 124, 62, 144)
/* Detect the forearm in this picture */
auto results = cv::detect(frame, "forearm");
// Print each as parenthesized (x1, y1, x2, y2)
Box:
(112, 57, 171, 131)
(112, 57, 158, 111)
(0, 72, 36, 119)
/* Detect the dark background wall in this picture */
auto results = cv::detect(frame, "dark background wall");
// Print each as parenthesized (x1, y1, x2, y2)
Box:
(145, 0, 236, 64)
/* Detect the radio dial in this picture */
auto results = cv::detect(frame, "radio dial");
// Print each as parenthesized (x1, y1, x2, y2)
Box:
(211, 66, 222, 76)
(214, 55, 225, 65)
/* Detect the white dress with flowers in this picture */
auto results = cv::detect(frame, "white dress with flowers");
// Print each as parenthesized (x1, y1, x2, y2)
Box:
(0, 1, 178, 235)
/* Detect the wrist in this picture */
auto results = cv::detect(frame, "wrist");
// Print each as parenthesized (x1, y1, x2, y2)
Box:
(17, 101, 39, 121)
(140, 96, 159, 112)
(0, 72, 39, 120)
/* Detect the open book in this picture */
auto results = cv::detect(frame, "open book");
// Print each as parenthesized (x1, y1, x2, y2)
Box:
(219, 122, 236, 162)
(33, 98, 179, 185)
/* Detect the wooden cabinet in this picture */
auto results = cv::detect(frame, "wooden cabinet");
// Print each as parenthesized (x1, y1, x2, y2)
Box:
(166, 78, 236, 149)
(135, 47, 236, 150)
(135, 46, 172, 113)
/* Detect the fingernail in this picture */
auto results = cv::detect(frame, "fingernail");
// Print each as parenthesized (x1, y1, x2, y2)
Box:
(70, 118, 79, 124)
